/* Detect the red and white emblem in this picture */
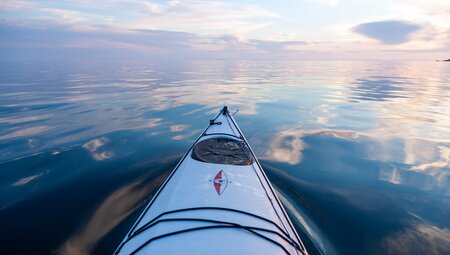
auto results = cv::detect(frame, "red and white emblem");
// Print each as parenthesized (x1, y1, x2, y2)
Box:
(213, 170, 228, 195)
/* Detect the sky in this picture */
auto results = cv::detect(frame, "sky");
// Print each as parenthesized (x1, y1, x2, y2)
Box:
(0, 0, 449, 60)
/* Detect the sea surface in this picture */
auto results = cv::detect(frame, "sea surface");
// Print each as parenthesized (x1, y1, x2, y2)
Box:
(0, 60, 449, 255)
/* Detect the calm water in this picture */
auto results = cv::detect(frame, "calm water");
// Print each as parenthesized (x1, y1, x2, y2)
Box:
(0, 60, 449, 255)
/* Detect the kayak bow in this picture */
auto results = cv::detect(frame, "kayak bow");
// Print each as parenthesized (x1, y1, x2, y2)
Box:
(115, 106, 308, 255)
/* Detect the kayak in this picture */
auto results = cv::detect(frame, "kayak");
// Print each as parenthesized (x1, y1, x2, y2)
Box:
(114, 106, 308, 255)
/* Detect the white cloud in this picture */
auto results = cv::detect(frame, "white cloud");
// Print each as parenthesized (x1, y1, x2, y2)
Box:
(1, 0, 449, 59)
(128, 0, 279, 37)
(391, 0, 450, 26)
(1, 0, 279, 37)
(305, 0, 342, 6)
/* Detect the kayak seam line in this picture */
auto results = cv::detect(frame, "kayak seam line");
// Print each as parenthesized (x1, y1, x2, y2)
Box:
(225, 113, 240, 137)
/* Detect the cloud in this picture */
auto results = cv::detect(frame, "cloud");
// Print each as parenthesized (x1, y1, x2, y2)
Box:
(130, 0, 279, 35)
(305, 0, 341, 6)
(0, 0, 279, 37)
(0, 24, 314, 60)
(1, 1, 449, 59)
(249, 39, 310, 51)
(353, 20, 422, 45)
(0, 19, 445, 60)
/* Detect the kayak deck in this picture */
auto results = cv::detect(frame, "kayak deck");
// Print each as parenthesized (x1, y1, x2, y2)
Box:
(115, 107, 307, 255)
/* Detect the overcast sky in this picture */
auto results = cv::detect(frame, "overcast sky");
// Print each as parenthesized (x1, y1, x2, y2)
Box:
(1, 0, 449, 60)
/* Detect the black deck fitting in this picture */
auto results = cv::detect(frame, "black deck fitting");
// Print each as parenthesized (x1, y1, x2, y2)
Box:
(222, 106, 228, 115)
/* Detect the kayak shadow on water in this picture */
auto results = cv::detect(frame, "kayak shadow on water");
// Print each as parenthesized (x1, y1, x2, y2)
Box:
(56, 156, 181, 255)
(261, 163, 333, 255)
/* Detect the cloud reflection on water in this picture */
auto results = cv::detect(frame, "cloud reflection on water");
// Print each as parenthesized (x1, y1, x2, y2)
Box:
(264, 126, 449, 194)
(381, 223, 450, 255)
(0, 60, 449, 254)
(12, 171, 47, 187)
(0, 126, 50, 140)
(82, 137, 114, 161)
(57, 178, 161, 255)
(169, 124, 188, 132)
(264, 129, 359, 165)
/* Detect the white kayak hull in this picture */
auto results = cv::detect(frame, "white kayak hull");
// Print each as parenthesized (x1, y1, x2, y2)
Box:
(115, 107, 308, 255)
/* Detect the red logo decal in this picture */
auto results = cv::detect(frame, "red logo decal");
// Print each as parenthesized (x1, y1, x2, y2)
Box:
(213, 170, 228, 195)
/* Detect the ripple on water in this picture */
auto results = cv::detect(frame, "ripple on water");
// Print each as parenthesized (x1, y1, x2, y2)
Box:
(0, 60, 449, 255)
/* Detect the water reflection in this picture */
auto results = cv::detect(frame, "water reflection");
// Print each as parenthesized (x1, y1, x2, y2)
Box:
(380, 223, 450, 255)
(263, 128, 359, 165)
(352, 78, 408, 101)
(265, 129, 307, 165)
(12, 170, 49, 187)
(0, 60, 449, 254)
(171, 129, 201, 141)
(169, 124, 189, 132)
(58, 174, 167, 255)
(0, 126, 50, 140)
(83, 137, 114, 161)
(264, 126, 449, 194)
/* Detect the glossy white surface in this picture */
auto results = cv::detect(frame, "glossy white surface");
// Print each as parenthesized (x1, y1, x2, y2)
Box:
(116, 109, 306, 255)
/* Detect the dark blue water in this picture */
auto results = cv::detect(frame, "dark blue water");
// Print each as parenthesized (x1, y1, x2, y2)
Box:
(1, 60, 449, 255)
